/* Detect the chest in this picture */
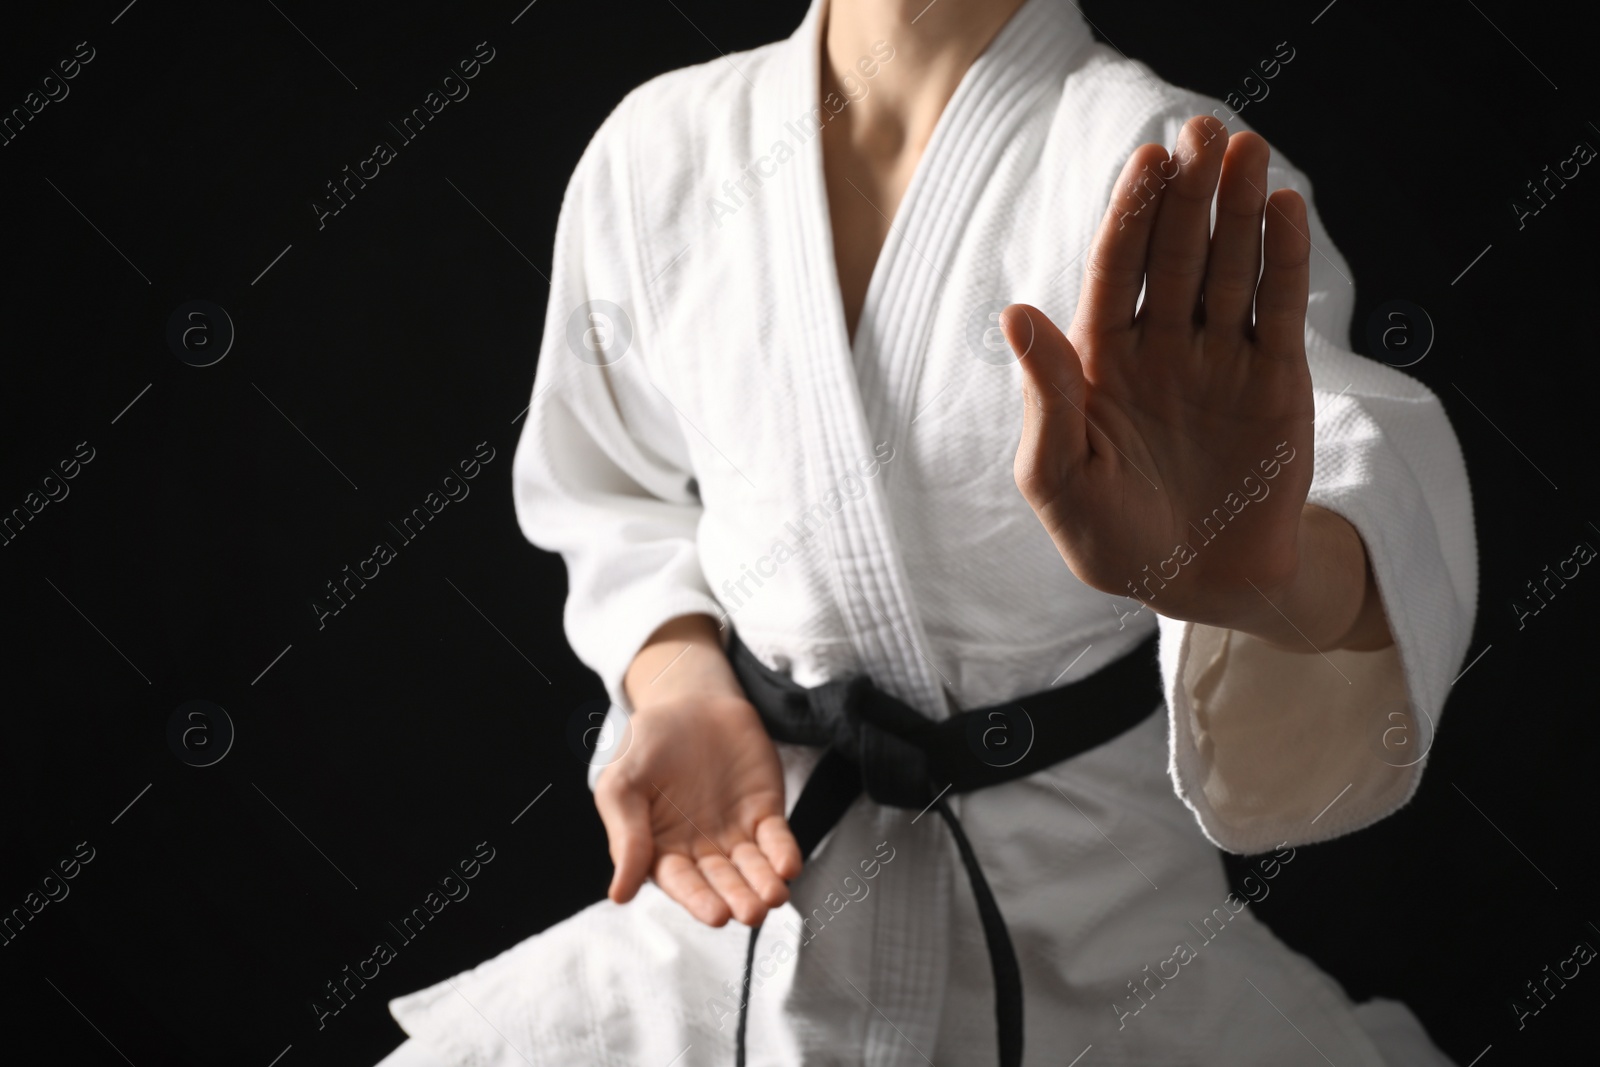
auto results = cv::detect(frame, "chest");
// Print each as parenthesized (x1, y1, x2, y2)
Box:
(818, 123, 922, 343)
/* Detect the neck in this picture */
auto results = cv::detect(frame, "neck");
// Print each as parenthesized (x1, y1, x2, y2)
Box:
(821, 0, 1030, 158)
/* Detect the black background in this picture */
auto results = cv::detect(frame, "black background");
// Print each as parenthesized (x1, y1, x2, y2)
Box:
(1, 1, 1595, 1064)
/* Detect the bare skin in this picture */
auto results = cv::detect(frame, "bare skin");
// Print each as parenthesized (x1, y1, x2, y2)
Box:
(1005, 119, 1394, 653)
(820, 0, 1028, 340)
(594, 0, 1394, 931)
(597, 614, 796, 927)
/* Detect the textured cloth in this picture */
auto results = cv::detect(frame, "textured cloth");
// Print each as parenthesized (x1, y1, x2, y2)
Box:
(376, 1038, 451, 1067)
(387, 0, 1476, 1062)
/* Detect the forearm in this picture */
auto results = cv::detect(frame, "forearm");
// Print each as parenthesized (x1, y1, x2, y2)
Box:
(1229, 503, 1394, 653)
(622, 613, 743, 712)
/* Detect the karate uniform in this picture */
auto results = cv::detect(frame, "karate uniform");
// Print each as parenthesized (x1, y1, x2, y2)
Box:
(383, 0, 1477, 1062)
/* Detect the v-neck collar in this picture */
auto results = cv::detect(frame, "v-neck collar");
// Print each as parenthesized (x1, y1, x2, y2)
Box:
(766, 0, 1091, 715)
(796, 0, 1091, 364)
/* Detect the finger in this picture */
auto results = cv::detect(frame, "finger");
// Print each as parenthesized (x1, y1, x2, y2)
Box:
(1254, 188, 1311, 360)
(1076, 142, 1173, 335)
(755, 812, 804, 882)
(1202, 131, 1271, 337)
(730, 840, 790, 910)
(697, 852, 769, 927)
(656, 851, 732, 927)
(1005, 304, 1088, 504)
(593, 775, 653, 905)
(1142, 115, 1229, 333)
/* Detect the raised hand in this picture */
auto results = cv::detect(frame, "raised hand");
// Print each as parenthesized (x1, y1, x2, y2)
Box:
(595, 616, 802, 927)
(1007, 116, 1325, 637)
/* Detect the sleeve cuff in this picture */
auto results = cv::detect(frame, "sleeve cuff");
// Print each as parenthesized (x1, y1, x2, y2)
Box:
(1162, 617, 1424, 853)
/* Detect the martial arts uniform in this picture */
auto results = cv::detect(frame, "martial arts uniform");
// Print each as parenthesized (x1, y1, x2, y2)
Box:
(380, 0, 1477, 1062)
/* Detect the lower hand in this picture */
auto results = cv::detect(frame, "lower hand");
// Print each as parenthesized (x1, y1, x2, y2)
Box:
(596, 616, 802, 926)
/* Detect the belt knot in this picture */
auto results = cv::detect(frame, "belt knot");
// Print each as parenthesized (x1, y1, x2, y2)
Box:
(807, 674, 939, 810)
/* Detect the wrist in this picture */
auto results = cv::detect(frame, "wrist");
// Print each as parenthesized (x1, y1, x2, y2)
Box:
(623, 613, 744, 714)
(1231, 504, 1386, 652)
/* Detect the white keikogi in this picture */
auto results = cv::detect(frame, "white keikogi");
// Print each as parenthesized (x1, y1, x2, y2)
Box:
(387, 0, 1477, 1063)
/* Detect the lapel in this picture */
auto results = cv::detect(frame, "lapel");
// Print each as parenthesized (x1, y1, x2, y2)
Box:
(769, 0, 1090, 716)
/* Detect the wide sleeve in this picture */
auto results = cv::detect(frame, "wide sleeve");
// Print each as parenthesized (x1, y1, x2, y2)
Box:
(511, 95, 723, 715)
(1145, 101, 1479, 854)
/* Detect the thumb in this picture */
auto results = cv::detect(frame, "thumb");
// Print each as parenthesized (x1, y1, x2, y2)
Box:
(594, 774, 653, 904)
(1004, 304, 1088, 496)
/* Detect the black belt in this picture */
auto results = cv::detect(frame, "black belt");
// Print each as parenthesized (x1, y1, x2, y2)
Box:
(726, 629, 1163, 1067)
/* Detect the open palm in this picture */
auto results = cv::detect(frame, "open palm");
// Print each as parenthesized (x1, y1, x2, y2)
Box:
(594, 693, 800, 927)
(1007, 117, 1316, 628)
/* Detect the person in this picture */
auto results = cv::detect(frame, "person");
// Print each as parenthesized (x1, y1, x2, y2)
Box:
(378, 0, 1477, 1063)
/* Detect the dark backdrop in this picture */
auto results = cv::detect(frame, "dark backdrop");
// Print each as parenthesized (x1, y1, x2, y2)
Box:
(1, 2, 1594, 1064)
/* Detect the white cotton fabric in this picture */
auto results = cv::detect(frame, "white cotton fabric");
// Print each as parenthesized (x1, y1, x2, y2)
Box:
(386, 0, 1476, 1062)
